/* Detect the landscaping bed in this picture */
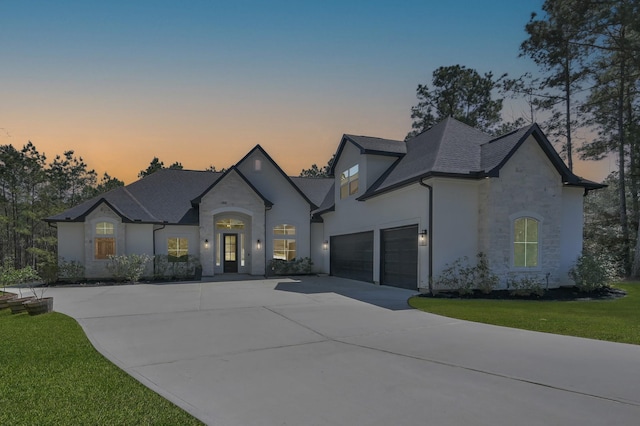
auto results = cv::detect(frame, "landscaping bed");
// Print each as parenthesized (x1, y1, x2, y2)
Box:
(422, 285, 627, 301)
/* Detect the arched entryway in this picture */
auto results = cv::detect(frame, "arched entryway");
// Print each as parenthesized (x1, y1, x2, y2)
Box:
(213, 213, 252, 274)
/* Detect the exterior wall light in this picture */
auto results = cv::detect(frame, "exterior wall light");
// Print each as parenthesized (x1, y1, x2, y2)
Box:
(204, 239, 209, 248)
(322, 240, 329, 251)
(418, 229, 428, 246)
(256, 239, 261, 250)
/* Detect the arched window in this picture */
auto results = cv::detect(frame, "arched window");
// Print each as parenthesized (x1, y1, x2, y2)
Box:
(95, 221, 115, 259)
(273, 224, 296, 261)
(513, 217, 539, 268)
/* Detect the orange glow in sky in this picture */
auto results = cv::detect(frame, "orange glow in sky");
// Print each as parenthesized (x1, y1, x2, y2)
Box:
(1, 1, 611, 184)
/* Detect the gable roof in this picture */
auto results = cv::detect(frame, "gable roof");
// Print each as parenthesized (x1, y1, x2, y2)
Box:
(190, 166, 273, 207)
(236, 144, 319, 208)
(329, 134, 406, 176)
(46, 169, 222, 224)
(358, 118, 604, 200)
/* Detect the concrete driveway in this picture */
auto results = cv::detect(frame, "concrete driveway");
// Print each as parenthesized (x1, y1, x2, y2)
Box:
(44, 276, 640, 426)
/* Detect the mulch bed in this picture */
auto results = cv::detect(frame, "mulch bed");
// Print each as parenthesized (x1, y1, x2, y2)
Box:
(421, 286, 627, 301)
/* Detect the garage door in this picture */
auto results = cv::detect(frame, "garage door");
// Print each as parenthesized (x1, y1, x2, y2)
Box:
(330, 231, 374, 282)
(381, 225, 418, 290)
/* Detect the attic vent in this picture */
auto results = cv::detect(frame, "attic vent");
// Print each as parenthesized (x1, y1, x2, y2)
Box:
(254, 158, 262, 171)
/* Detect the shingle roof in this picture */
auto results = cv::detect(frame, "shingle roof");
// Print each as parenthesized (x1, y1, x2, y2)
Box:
(290, 177, 334, 207)
(361, 118, 492, 197)
(343, 134, 407, 155)
(47, 168, 336, 225)
(46, 169, 222, 224)
(358, 118, 604, 200)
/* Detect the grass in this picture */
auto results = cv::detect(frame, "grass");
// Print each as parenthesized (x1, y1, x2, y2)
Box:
(0, 309, 204, 425)
(408, 283, 640, 345)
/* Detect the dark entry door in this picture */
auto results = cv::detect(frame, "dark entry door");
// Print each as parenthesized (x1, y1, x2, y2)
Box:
(381, 225, 418, 290)
(223, 234, 238, 273)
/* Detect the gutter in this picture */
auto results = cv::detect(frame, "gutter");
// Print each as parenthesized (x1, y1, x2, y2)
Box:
(419, 178, 434, 295)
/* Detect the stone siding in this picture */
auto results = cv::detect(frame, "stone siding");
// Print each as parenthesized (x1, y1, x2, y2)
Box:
(480, 136, 564, 288)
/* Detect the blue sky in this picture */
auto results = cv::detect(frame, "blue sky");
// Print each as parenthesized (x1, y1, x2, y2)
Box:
(0, 0, 611, 182)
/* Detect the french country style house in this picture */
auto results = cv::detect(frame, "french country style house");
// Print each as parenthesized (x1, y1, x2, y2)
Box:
(46, 118, 603, 291)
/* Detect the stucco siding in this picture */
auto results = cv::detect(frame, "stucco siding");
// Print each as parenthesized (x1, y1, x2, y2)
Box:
(560, 187, 584, 285)
(57, 222, 84, 263)
(431, 178, 480, 282)
(126, 224, 154, 255)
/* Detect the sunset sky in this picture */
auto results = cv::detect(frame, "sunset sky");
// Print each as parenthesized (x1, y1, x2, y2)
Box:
(1, 0, 613, 184)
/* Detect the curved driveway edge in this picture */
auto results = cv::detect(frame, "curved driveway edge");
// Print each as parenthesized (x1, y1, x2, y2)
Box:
(45, 276, 640, 426)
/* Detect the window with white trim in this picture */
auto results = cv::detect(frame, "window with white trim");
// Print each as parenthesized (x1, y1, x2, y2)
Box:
(168, 237, 188, 262)
(273, 224, 296, 261)
(94, 221, 115, 260)
(513, 217, 539, 268)
(340, 164, 359, 199)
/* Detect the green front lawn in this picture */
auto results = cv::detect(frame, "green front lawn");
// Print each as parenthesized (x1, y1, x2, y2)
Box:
(409, 283, 640, 345)
(0, 309, 204, 425)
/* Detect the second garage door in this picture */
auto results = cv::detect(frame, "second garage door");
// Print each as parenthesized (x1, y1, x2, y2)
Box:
(330, 231, 374, 282)
(381, 225, 418, 290)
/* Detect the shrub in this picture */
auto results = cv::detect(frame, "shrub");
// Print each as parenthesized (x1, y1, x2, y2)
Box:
(507, 275, 545, 297)
(435, 256, 475, 295)
(58, 258, 85, 283)
(434, 253, 498, 295)
(0, 260, 41, 297)
(569, 251, 617, 292)
(269, 257, 313, 275)
(153, 255, 201, 280)
(106, 254, 152, 283)
(474, 252, 499, 294)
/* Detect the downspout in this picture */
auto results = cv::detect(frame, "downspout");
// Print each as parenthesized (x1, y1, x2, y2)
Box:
(152, 222, 167, 275)
(264, 205, 272, 278)
(419, 178, 433, 295)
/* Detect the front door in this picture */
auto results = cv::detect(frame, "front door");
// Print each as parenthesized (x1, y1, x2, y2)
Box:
(223, 234, 238, 273)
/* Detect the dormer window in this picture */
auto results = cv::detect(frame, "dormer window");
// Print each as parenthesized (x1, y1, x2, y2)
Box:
(340, 165, 359, 199)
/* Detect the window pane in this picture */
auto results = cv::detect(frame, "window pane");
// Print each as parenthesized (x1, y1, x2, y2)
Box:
(514, 218, 526, 242)
(340, 182, 349, 199)
(95, 238, 115, 259)
(526, 219, 538, 242)
(216, 234, 221, 266)
(215, 218, 245, 229)
(274, 224, 295, 235)
(525, 243, 538, 267)
(349, 178, 358, 195)
(96, 222, 114, 235)
(514, 243, 526, 267)
(273, 239, 296, 261)
(225, 235, 237, 261)
(287, 240, 297, 261)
